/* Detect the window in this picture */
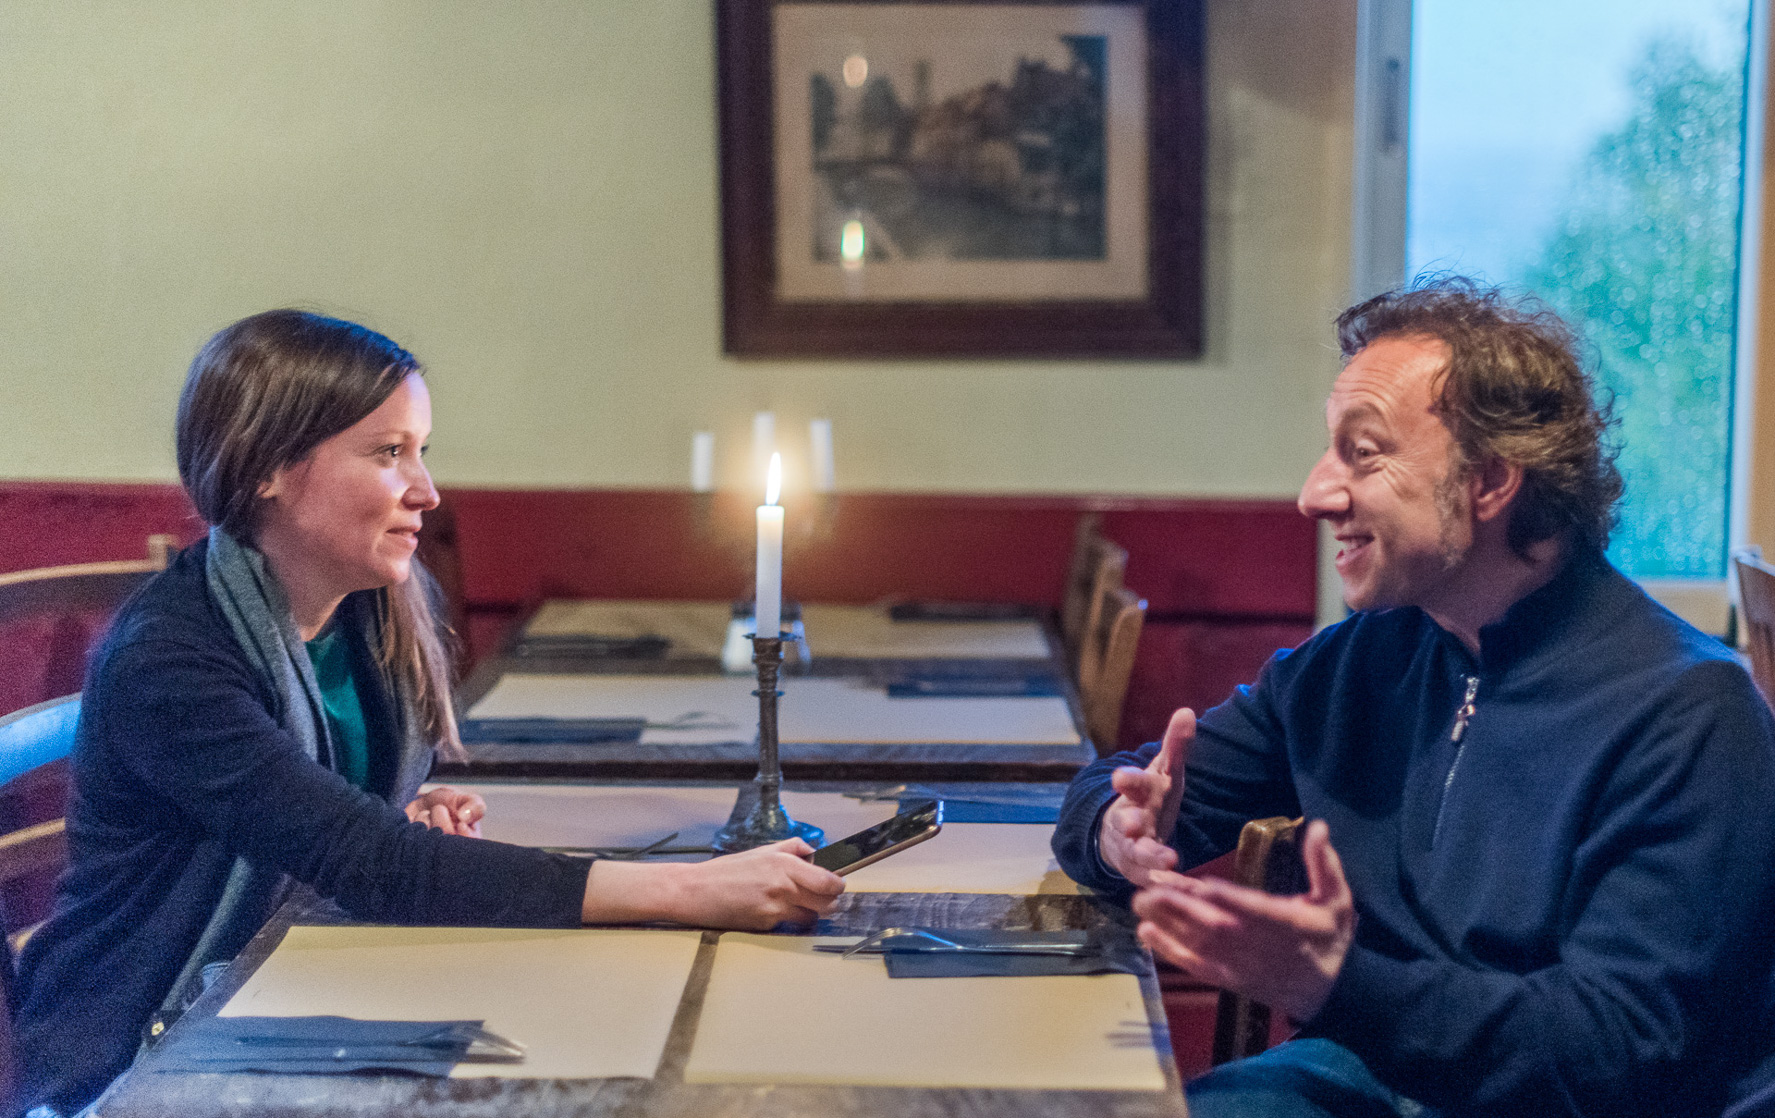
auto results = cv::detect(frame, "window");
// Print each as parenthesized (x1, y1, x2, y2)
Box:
(1354, 0, 1765, 625)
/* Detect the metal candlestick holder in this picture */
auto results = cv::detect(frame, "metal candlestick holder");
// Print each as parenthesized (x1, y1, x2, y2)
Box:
(711, 633, 824, 853)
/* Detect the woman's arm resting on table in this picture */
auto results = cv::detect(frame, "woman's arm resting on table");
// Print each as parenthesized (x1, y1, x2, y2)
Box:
(581, 839, 845, 931)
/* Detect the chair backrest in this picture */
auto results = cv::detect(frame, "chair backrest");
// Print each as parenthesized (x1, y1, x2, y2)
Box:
(0, 696, 81, 1113)
(0, 536, 173, 716)
(1736, 552, 1775, 705)
(1211, 816, 1306, 1066)
(1060, 516, 1124, 666)
(1078, 585, 1146, 755)
(0, 696, 77, 931)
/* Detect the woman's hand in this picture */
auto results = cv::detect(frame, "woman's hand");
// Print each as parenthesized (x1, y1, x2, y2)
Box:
(404, 787, 485, 837)
(581, 839, 846, 930)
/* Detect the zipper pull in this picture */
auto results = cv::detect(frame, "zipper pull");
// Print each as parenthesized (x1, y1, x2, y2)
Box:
(1451, 675, 1479, 742)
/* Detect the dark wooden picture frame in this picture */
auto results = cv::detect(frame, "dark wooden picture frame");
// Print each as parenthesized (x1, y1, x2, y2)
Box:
(716, 0, 1205, 358)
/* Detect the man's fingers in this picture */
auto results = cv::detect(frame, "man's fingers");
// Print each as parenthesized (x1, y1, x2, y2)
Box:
(1155, 708, 1196, 778)
(1301, 819, 1350, 906)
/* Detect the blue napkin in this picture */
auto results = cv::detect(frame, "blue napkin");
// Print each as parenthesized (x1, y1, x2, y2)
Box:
(459, 717, 645, 744)
(151, 1016, 496, 1076)
(870, 930, 1144, 978)
(899, 790, 1063, 824)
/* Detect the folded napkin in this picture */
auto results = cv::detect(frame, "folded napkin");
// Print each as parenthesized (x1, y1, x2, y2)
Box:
(885, 675, 1061, 699)
(151, 1016, 517, 1076)
(844, 930, 1144, 979)
(458, 717, 645, 745)
(896, 787, 1065, 824)
(888, 602, 1041, 622)
(514, 634, 671, 659)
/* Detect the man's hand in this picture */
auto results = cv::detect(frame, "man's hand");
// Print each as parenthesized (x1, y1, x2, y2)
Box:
(1131, 818, 1355, 1023)
(1098, 708, 1195, 886)
(405, 787, 486, 837)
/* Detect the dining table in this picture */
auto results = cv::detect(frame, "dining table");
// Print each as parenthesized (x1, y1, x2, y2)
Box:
(98, 779, 1189, 1118)
(442, 600, 1098, 784)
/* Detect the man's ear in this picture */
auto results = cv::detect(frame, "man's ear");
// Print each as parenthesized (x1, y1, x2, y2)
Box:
(258, 468, 286, 501)
(1469, 456, 1523, 524)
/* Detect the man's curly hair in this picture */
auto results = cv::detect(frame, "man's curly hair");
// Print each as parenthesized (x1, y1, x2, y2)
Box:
(1336, 277, 1624, 558)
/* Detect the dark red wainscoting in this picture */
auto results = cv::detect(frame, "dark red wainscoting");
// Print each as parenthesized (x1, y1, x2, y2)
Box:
(0, 481, 1319, 746)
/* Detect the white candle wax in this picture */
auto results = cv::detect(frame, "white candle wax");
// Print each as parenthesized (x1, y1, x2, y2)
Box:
(690, 431, 715, 492)
(809, 418, 835, 493)
(755, 453, 784, 637)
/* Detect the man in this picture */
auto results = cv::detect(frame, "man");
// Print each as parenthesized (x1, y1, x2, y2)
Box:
(1053, 279, 1775, 1117)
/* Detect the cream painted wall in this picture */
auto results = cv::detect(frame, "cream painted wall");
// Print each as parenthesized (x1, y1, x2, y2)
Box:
(0, 0, 1355, 497)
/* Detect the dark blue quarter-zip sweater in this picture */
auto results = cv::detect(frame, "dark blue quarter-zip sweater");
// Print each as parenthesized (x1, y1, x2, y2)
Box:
(1054, 548, 1775, 1117)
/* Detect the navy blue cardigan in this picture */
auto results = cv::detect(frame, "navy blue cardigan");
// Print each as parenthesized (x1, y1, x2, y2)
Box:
(1054, 550, 1775, 1116)
(12, 541, 591, 1115)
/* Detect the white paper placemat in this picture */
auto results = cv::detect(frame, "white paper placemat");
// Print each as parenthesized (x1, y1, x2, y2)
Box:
(466, 674, 1082, 747)
(800, 604, 1051, 660)
(522, 600, 1050, 661)
(419, 783, 898, 851)
(683, 934, 1166, 1090)
(841, 822, 1083, 895)
(219, 925, 702, 1079)
(524, 600, 731, 656)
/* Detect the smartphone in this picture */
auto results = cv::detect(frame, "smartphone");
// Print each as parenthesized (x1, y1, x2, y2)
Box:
(809, 800, 943, 875)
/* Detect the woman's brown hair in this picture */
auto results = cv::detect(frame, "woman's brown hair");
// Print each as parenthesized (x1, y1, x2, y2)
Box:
(176, 309, 462, 759)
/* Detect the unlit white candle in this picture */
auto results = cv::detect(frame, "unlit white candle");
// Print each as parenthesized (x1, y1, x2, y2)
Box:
(809, 418, 835, 493)
(752, 411, 776, 491)
(755, 453, 784, 637)
(690, 431, 715, 493)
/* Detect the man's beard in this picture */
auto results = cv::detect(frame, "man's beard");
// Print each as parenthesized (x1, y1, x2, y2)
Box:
(1433, 468, 1470, 570)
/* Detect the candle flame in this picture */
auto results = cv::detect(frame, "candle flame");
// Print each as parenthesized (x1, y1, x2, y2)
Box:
(765, 453, 782, 505)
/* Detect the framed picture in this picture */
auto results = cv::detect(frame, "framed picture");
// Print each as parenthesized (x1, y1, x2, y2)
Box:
(716, 0, 1205, 358)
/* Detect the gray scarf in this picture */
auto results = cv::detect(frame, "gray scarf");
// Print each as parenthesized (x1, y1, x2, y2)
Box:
(156, 528, 429, 1027)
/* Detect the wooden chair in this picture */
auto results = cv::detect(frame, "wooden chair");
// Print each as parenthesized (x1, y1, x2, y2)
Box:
(1060, 516, 1127, 669)
(1211, 815, 1307, 1065)
(0, 535, 175, 716)
(1735, 550, 1775, 705)
(1078, 585, 1147, 755)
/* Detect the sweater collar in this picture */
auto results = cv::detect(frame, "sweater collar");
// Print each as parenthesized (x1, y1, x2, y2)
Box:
(1466, 545, 1613, 673)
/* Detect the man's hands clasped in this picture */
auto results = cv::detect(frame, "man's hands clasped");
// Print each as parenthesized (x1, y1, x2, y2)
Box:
(1103, 707, 1357, 1024)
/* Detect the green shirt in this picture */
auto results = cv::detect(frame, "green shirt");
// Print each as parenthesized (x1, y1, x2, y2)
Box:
(305, 624, 372, 790)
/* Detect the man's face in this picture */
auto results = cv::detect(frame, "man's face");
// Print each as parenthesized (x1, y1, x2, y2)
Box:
(1298, 335, 1474, 614)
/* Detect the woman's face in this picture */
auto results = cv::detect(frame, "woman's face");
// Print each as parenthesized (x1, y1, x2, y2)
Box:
(256, 373, 439, 598)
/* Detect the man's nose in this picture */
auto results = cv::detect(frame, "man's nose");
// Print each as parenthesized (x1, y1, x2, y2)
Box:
(1298, 452, 1348, 520)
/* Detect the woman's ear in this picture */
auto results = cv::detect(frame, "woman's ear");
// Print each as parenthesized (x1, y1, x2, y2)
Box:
(258, 467, 286, 501)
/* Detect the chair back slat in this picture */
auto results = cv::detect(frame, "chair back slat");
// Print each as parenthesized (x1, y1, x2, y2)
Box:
(1212, 816, 1305, 1066)
(1736, 553, 1775, 704)
(1079, 586, 1146, 755)
(0, 696, 80, 787)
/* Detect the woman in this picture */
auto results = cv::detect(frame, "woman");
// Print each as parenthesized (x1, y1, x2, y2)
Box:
(11, 311, 845, 1116)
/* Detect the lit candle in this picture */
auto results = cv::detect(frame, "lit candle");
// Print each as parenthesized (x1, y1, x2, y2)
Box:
(690, 431, 715, 493)
(809, 418, 835, 493)
(755, 453, 784, 637)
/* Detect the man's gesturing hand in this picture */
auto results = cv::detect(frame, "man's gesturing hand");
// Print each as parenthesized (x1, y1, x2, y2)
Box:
(1097, 707, 1194, 887)
(1131, 818, 1356, 1023)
